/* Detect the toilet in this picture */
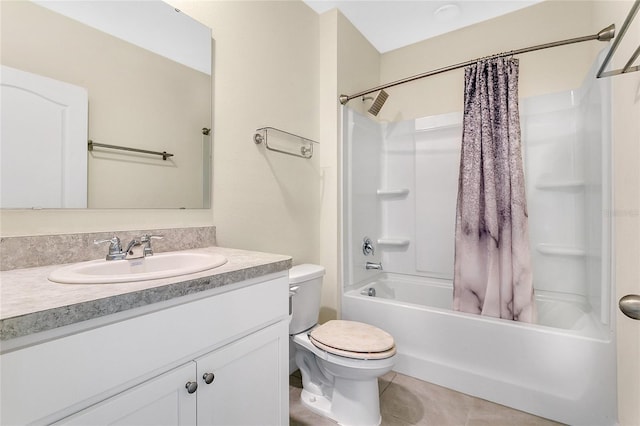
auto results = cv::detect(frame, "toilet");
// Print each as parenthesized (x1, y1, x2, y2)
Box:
(289, 264, 396, 426)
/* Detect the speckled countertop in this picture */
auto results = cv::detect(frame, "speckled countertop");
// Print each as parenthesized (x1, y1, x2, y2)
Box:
(0, 246, 292, 341)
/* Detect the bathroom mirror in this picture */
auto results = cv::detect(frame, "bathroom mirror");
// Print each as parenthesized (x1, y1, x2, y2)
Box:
(0, 0, 212, 209)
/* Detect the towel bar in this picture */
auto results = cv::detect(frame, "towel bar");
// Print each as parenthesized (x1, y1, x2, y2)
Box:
(88, 140, 174, 160)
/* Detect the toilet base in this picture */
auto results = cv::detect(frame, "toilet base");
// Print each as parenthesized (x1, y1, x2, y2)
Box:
(300, 387, 382, 426)
(300, 389, 333, 421)
(299, 376, 383, 426)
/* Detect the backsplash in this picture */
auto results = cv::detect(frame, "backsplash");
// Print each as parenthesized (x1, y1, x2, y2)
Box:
(0, 226, 216, 271)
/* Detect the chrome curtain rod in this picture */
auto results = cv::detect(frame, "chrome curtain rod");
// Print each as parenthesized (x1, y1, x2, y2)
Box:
(88, 140, 174, 160)
(339, 24, 616, 105)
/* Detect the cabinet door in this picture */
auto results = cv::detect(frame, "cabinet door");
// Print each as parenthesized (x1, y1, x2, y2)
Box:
(55, 362, 197, 426)
(196, 321, 289, 426)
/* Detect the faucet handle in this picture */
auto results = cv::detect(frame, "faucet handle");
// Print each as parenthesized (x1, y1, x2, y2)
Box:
(362, 237, 375, 256)
(94, 236, 121, 250)
(140, 234, 163, 256)
(94, 236, 125, 260)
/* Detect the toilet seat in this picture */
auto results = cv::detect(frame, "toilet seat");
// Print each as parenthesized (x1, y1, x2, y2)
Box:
(309, 320, 396, 360)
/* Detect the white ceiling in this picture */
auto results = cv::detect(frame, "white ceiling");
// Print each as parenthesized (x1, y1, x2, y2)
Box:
(303, 0, 541, 53)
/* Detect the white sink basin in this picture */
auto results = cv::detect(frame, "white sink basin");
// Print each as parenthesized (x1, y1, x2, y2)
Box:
(49, 252, 227, 284)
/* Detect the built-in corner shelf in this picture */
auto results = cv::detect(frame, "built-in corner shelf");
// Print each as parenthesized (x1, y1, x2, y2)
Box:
(376, 188, 410, 197)
(536, 244, 586, 257)
(377, 238, 410, 247)
(535, 179, 585, 191)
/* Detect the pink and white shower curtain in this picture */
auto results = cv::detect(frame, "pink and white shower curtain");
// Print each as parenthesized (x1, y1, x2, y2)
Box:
(453, 57, 536, 322)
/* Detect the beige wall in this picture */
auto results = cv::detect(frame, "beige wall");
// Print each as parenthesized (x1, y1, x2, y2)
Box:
(168, 1, 322, 266)
(318, 9, 381, 322)
(318, 10, 341, 323)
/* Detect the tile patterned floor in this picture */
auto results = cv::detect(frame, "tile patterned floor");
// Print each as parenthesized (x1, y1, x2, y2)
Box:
(289, 371, 564, 426)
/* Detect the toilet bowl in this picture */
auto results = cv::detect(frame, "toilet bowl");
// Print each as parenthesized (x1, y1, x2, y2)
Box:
(289, 264, 396, 426)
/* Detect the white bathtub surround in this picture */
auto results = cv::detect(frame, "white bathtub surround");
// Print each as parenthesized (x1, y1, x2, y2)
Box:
(342, 57, 614, 425)
(454, 57, 535, 322)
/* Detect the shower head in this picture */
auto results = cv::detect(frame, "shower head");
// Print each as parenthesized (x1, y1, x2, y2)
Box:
(367, 90, 389, 116)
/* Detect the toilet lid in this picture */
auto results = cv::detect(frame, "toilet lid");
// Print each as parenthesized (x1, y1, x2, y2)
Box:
(309, 320, 396, 360)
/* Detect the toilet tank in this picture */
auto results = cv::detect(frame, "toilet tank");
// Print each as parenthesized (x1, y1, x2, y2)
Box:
(289, 264, 325, 335)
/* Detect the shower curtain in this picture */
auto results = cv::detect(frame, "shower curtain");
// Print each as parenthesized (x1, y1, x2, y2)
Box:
(453, 57, 535, 322)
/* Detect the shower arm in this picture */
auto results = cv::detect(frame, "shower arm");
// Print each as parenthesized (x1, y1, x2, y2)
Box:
(339, 24, 616, 106)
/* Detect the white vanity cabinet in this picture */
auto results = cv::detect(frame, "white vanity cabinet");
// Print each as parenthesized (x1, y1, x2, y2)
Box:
(0, 272, 289, 425)
(195, 322, 286, 425)
(56, 322, 287, 426)
(54, 362, 198, 425)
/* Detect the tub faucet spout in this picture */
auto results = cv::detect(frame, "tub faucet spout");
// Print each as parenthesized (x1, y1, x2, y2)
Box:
(366, 261, 383, 270)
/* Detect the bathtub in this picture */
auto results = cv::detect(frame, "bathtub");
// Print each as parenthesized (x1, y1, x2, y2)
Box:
(342, 273, 616, 425)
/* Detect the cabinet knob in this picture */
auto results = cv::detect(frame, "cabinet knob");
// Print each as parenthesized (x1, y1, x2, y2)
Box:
(185, 381, 198, 394)
(203, 372, 215, 384)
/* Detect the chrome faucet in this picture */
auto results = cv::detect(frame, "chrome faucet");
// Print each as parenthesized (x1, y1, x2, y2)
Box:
(365, 261, 383, 270)
(124, 234, 163, 259)
(124, 238, 145, 259)
(95, 234, 163, 260)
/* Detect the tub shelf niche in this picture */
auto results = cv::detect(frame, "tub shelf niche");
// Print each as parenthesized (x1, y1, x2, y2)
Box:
(376, 188, 410, 198)
(535, 179, 585, 191)
(536, 244, 586, 257)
